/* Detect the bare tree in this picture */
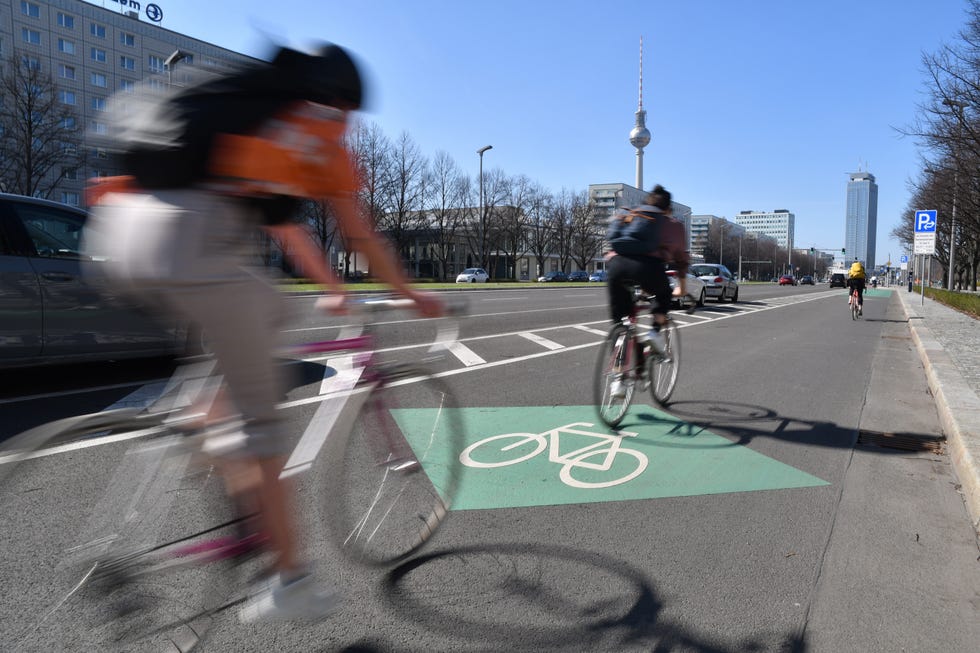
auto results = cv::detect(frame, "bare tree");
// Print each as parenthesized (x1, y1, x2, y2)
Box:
(0, 52, 84, 197)
(569, 191, 603, 272)
(345, 119, 393, 277)
(425, 151, 469, 280)
(497, 174, 537, 280)
(548, 189, 575, 273)
(381, 131, 428, 276)
(468, 166, 508, 275)
(526, 189, 554, 279)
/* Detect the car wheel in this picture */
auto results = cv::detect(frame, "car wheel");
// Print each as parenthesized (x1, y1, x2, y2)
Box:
(697, 289, 706, 307)
(470, 278, 475, 283)
(716, 288, 726, 303)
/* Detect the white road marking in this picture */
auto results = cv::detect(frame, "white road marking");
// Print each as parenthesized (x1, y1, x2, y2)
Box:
(575, 325, 609, 337)
(519, 332, 564, 350)
(446, 341, 486, 366)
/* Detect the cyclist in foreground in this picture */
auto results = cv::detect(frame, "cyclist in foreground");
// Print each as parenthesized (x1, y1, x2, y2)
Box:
(86, 44, 440, 623)
(604, 184, 691, 395)
(847, 260, 867, 316)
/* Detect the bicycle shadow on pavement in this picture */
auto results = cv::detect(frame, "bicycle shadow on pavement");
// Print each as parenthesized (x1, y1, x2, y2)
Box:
(648, 400, 941, 455)
(362, 542, 805, 653)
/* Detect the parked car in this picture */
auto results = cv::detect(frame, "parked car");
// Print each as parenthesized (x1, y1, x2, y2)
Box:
(0, 193, 186, 368)
(829, 273, 847, 288)
(567, 270, 590, 282)
(689, 263, 739, 302)
(588, 270, 607, 282)
(455, 267, 489, 283)
(667, 270, 706, 307)
(537, 271, 569, 282)
(799, 275, 815, 285)
(778, 275, 797, 286)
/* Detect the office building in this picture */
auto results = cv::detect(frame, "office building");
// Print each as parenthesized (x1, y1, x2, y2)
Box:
(733, 209, 795, 251)
(844, 171, 878, 270)
(0, 0, 255, 205)
(689, 215, 745, 261)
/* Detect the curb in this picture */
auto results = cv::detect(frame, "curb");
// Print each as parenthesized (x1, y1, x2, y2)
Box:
(897, 291, 980, 535)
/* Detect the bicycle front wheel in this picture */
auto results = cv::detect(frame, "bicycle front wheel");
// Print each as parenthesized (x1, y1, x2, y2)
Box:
(594, 324, 634, 428)
(0, 411, 240, 652)
(648, 320, 680, 405)
(323, 366, 464, 566)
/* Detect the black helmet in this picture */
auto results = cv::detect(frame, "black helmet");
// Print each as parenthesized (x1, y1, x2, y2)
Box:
(272, 43, 364, 109)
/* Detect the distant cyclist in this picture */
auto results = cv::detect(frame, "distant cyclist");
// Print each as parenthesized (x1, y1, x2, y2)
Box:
(605, 184, 690, 360)
(847, 260, 867, 316)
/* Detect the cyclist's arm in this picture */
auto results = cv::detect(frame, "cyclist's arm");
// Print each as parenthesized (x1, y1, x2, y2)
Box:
(263, 222, 345, 295)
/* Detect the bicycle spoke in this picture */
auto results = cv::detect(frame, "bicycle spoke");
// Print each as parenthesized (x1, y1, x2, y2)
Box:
(594, 324, 634, 428)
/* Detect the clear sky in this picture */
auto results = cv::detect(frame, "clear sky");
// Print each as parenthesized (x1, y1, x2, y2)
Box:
(93, 0, 970, 267)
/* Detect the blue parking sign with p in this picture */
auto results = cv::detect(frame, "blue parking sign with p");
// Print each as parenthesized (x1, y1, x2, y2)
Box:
(915, 210, 937, 233)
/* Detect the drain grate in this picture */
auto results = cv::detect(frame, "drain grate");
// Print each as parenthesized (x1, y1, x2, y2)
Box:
(857, 429, 945, 453)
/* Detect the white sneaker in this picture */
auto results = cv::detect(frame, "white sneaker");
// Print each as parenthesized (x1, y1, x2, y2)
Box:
(609, 377, 626, 399)
(640, 328, 666, 354)
(239, 574, 341, 623)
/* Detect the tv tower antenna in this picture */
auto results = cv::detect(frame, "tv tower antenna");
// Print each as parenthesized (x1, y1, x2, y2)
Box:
(629, 36, 651, 191)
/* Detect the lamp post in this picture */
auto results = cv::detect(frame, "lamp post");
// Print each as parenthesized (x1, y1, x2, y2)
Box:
(943, 98, 967, 290)
(165, 49, 187, 86)
(477, 145, 492, 272)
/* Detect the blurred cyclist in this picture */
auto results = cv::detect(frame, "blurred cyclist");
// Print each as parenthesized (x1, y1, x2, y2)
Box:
(604, 185, 690, 394)
(847, 260, 867, 316)
(86, 44, 440, 622)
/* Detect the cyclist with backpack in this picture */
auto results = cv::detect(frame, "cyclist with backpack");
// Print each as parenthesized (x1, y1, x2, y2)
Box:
(605, 184, 690, 360)
(86, 44, 441, 623)
(847, 260, 867, 316)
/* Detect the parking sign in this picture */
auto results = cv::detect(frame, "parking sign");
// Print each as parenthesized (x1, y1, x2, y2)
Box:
(914, 210, 937, 254)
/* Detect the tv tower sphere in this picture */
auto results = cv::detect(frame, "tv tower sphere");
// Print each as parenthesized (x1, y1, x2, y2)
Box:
(630, 122, 650, 149)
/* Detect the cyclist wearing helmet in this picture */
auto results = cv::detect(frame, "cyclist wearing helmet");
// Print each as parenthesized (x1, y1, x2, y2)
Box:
(87, 44, 440, 622)
(847, 260, 866, 316)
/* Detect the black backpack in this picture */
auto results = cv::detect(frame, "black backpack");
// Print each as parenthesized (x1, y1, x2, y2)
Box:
(607, 206, 662, 257)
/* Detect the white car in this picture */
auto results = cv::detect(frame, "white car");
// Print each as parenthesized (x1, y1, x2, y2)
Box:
(668, 270, 706, 307)
(689, 263, 739, 302)
(455, 267, 489, 283)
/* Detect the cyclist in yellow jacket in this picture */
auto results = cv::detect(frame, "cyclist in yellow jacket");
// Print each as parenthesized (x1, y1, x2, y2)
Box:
(847, 260, 867, 316)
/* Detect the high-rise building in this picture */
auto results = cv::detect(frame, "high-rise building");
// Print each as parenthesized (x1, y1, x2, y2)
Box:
(844, 171, 878, 270)
(0, 0, 255, 205)
(733, 209, 795, 251)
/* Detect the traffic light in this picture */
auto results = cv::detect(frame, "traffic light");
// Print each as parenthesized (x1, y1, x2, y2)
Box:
(809, 247, 814, 254)
(841, 248, 846, 254)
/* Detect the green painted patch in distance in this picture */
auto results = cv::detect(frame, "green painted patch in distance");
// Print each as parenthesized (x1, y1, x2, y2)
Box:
(389, 405, 829, 511)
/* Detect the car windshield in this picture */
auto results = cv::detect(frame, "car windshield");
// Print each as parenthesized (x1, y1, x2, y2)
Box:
(462, 269, 479, 274)
(691, 266, 718, 276)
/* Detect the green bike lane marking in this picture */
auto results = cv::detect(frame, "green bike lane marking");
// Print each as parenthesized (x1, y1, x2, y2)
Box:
(392, 405, 829, 511)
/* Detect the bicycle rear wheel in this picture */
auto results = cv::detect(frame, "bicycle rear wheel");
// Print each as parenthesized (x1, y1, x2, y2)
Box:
(0, 411, 242, 652)
(323, 366, 464, 566)
(594, 323, 634, 428)
(648, 320, 680, 406)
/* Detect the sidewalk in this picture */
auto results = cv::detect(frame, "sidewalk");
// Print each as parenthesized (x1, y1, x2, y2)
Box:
(897, 288, 980, 534)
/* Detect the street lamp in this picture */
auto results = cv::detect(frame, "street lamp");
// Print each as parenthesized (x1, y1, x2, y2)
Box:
(165, 49, 187, 86)
(477, 145, 492, 272)
(942, 98, 967, 290)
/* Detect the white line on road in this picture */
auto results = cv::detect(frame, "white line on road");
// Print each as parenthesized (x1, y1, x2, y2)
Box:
(575, 325, 609, 337)
(518, 332, 565, 350)
(446, 341, 486, 366)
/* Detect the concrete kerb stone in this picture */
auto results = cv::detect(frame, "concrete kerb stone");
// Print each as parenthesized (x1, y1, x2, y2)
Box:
(898, 291, 980, 535)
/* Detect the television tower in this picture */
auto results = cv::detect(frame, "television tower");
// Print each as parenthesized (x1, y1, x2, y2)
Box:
(629, 36, 651, 191)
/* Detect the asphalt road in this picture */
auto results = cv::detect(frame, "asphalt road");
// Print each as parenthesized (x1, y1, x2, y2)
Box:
(1, 283, 978, 652)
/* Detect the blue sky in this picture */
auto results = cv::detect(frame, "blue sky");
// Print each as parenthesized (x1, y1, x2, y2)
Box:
(94, 0, 970, 266)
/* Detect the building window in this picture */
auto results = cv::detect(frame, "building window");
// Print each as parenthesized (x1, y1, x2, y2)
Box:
(119, 78, 135, 92)
(148, 54, 165, 73)
(21, 56, 41, 70)
(21, 28, 41, 45)
(120, 32, 135, 47)
(90, 121, 108, 135)
(120, 56, 135, 71)
(57, 38, 75, 54)
(61, 192, 80, 207)
(90, 23, 106, 39)
(91, 48, 106, 63)
(61, 116, 76, 130)
(21, 2, 40, 18)
(91, 97, 106, 112)
(57, 12, 74, 28)
(59, 64, 75, 80)
(62, 167, 77, 180)
(90, 72, 107, 88)
(59, 90, 76, 106)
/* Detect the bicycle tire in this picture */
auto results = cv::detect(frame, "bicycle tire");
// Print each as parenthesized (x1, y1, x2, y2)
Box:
(648, 320, 680, 406)
(322, 365, 464, 566)
(594, 323, 634, 428)
(0, 411, 242, 652)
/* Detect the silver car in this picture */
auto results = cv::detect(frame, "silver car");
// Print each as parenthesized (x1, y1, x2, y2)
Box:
(0, 193, 184, 368)
(690, 263, 739, 302)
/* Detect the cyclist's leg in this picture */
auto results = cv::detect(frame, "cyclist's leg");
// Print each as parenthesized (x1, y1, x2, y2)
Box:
(640, 257, 671, 326)
(605, 255, 637, 323)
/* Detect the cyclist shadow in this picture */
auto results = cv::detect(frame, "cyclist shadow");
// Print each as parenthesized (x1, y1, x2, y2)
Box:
(358, 542, 806, 653)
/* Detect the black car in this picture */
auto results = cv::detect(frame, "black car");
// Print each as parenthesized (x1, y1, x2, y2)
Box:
(0, 193, 185, 368)
(537, 271, 569, 282)
(567, 270, 590, 282)
(799, 275, 815, 285)
(829, 273, 847, 288)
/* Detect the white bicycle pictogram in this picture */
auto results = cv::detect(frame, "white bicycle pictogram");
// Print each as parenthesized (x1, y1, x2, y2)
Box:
(458, 421, 649, 489)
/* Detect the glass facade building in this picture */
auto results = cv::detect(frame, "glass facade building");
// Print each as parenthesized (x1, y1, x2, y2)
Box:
(845, 171, 878, 270)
